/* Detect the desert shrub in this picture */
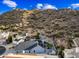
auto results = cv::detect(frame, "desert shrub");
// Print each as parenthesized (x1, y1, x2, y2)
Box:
(74, 33, 79, 37)
(35, 32, 40, 39)
(54, 32, 64, 38)
(6, 35, 12, 44)
(56, 46, 64, 58)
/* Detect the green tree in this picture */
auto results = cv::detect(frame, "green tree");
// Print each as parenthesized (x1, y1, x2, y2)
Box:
(6, 35, 12, 44)
(56, 46, 64, 58)
(45, 42, 52, 49)
(35, 32, 40, 39)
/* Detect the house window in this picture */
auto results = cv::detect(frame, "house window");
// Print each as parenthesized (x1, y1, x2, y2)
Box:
(34, 50, 35, 53)
(29, 50, 30, 53)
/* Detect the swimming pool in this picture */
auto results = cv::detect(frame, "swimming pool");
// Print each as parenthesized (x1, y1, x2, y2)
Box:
(0, 46, 6, 55)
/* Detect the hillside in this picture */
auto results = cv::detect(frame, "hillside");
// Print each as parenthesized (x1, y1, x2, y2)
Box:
(0, 8, 79, 48)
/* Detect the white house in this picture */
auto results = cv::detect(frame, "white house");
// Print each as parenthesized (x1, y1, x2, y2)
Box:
(0, 32, 10, 39)
(64, 38, 79, 58)
(0, 38, 6, 45)
(13, 35, 26, 45)
(15, 40, 56, 54)
(64, 48, 75, 58)
(64, 47, 79, 58)
(13, 39, 24, 45)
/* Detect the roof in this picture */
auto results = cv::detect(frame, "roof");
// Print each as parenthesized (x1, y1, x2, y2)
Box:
(64, 48, 76, 58)
(15, 40, 54, 51)
(15, 41, 37, 50)
(64, 48, 79, 58)
(14, 39, 21, 41)
(75, 53, 79, 58)
(73, 38, 79, 47)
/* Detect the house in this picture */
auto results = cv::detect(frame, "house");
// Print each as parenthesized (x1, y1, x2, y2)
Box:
(64, 48, 76, 58)
(15, 35, 26, 39)
(73, 38, 79, 47)
(0, 38, 6, 45)
(0, 31, 10, 45)
(73, 38, 79, 53)
(64, 47, 79, 58)
(64, 38, 79, 58)
(13, 39, 24, 45)
(13, 35, 26, 45)
(0, 32, 10, 39)
(14, 40, 56, 54)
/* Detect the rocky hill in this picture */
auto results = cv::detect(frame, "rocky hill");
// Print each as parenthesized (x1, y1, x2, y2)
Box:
(0, 8, 79, 48)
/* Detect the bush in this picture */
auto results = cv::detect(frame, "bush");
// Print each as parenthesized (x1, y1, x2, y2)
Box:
(35, 32, 40, 39)
(54, 32, 64, 38)
(6, 35, 12, 44)
(47, 43, 52, 49)
(56, 46, 64, 58)
(44, 42, 53, 49)
(74, 33, 79, 37)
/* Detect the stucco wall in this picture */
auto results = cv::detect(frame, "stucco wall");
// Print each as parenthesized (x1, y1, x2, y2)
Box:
(31, 45, 45, 53)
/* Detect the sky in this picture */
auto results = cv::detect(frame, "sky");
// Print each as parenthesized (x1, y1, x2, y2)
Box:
(0, 0, 79, 14)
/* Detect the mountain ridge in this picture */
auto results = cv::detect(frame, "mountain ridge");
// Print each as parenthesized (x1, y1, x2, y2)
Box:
(0, 8, 79, 48)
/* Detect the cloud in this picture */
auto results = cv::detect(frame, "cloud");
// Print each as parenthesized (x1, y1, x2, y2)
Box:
(3, 0, 17, 8)
(23, 8, 28, 10)
(68, 6, 71, 9)
(36, 3, 57, 10)
(71, 3, 79, 8)
(68, 3, 79, 9)
(43, 4, 58, 10)
(36, 3, 43, 9)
